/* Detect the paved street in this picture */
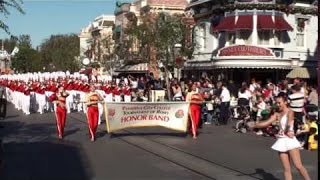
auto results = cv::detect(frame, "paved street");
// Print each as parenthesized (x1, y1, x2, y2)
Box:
(0, 103, 318, 180)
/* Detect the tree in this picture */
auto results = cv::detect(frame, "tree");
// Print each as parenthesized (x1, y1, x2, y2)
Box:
(40, 34, 80, 72)
(0, 0, 25, 35)
(101, 34, 116, 72)
(11, 34, 42, 72)
(125, 12, 191, 69)
(2, 36, 17, 53)
(125, 12, 193, 100)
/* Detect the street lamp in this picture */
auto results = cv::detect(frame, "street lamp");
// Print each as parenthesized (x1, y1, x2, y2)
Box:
(82, 58, 90, 66)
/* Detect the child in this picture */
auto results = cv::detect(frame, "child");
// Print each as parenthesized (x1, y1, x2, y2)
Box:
(308, 128, 318, 151)
(255, 95, 266, 135)
(296, 121, 309, 148)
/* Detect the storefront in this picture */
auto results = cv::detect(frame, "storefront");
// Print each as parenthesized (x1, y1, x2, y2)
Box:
(185, 0, 317, 85)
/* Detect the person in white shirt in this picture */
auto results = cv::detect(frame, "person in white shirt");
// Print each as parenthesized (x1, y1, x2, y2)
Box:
(219, 83, 230, 125)
(238, 84, 252, 107)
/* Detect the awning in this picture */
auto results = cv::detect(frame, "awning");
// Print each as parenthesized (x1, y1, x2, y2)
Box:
(257, 15, 275, 30)
(275, 16, 293, 31)
(286, 67, 317, 79)
(235, 15, 253, 30)
(212, 16, 235, 32)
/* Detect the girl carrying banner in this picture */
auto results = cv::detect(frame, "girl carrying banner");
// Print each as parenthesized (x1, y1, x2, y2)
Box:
(85, 84, 104, 141)
(186, 83, 203, 139)
(49, 85, 69, 139)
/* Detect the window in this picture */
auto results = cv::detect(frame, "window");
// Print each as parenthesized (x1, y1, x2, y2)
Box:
(274, 31, 282, 46)
(194, 23, 206, 50)
(296, 18, 306, 47)
(238, 31, 252, 44)
(227, 32, 235, 45)
(258, 31, 270, 45)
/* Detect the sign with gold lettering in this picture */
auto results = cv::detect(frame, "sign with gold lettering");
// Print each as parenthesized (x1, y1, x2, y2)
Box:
(104, 102, 190, 133)
(217, 45, 274, 57)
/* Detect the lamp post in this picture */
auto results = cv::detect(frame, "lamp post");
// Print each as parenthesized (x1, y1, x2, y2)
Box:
(174, 43, 182, 80)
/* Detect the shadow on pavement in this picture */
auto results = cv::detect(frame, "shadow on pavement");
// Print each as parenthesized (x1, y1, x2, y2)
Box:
(0, 141, 93, 180)
(253, 168, 280, 180)
(110, 132, 188, 138)
(0, 121, 79, 141)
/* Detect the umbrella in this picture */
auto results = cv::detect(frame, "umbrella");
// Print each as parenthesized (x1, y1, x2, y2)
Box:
(286, 67, 317, 79)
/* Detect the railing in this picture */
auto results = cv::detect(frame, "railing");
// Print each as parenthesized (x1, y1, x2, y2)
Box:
(235, 0, 275, 4)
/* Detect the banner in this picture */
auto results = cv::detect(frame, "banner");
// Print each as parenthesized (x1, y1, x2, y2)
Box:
(104, 102, 190, 133)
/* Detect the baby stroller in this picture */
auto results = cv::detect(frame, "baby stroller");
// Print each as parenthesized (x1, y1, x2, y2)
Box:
(232, 105, 252, 133)
(260, 109, 280, 137)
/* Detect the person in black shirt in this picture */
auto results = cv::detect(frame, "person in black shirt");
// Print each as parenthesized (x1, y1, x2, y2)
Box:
(0, 85, 6, 120)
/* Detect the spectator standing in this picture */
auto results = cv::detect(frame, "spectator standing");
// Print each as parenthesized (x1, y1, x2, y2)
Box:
(219, 83, 230, 125)
(288, 84, 305, 133)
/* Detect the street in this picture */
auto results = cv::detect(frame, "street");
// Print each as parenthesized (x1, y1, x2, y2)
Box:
(0, 104, 318, 180)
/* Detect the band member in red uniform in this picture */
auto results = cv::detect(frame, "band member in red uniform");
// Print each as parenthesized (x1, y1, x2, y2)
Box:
(49, 85, 69, 139)
(186, 83, 203, 139)
(85, 84, 104, 141)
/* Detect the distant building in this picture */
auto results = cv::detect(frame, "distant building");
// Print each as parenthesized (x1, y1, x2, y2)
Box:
(185, 0, 318, 83)
(79, 15, 115, 69)
(113, 0, 190, 76)
(0, 50, 10, 74)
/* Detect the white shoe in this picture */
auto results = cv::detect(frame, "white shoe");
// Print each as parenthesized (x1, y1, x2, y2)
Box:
(256, 130, 263, 135)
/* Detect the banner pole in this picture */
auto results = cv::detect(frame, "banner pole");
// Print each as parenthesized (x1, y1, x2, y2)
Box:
(104, 103, 110, 133)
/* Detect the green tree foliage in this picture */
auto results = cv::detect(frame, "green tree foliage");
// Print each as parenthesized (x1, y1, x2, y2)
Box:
(2, 36, 17, 53)
(125, 12, 192, 66)
(0, 0, 25, 35)
(11, 35, 42, 73)
(40, 34, 80, 72)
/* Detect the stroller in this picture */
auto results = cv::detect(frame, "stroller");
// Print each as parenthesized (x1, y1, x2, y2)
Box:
(232, 105, 252, 133)
(260, 109, 280, 137)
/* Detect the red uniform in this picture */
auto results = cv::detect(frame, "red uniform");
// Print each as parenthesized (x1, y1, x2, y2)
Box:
(86, 92, 101, 141)
(50, 92, 68, 139)
(189, 93, 203, 138)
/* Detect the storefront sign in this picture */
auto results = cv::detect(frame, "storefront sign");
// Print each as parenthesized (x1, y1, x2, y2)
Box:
(104, 102, 189, 133)
(218, 45, 274, 57)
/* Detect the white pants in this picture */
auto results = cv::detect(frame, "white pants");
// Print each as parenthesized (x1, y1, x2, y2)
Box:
(105, 93, 113, 102)
(124, 95, 131, 102)
(36, 93, 46, 114)
(22, 94, 30, 115)
(114, 95, 121, 102)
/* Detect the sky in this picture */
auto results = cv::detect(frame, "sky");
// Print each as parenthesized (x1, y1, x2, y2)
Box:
(0, 0, 117, 48)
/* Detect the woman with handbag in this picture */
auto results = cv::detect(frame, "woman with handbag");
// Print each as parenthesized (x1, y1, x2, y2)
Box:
(248, 93, 311, 180)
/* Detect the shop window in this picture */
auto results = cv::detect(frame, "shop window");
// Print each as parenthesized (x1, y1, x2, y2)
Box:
(258, 31, 270, 45)
(274, 31, 282, 46)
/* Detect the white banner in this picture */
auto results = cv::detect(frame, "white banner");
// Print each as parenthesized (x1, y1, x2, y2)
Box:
(104, 102, 190, 133)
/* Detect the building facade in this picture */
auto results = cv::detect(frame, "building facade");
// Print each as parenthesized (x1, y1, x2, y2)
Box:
(79, 15, 115, 70)
(185, 0, 318, 84)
